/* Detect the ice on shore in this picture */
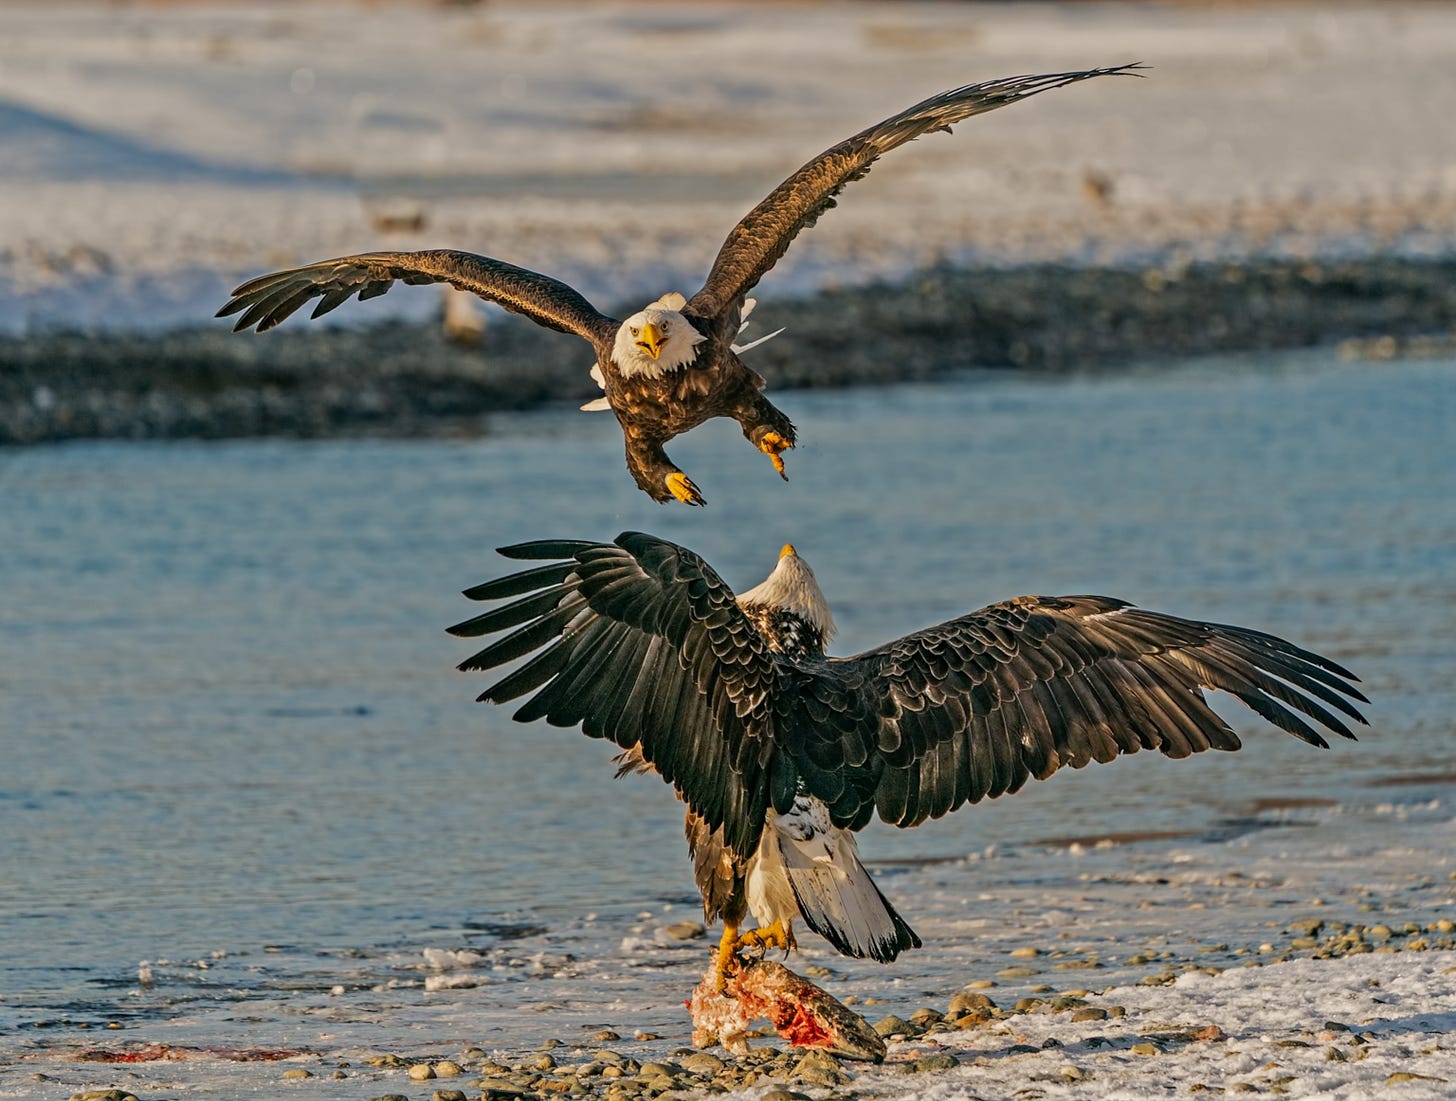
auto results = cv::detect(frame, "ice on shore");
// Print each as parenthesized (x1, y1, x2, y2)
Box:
(3, 2, 1456, 333)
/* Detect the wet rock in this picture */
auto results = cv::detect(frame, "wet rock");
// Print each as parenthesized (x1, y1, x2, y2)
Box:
(913, 1054, 960, 1072)
(997, 965, 1039, 978)
(1387, 1072, 1448, 1085)
(1071, 1007, 1109, 1022)
(281, 1068, 312, 1079)
(1131, 1042, 1161, 1056)
(477, 1078, 526, 1097)
(760, 1090, 811, 1101)
(661, 920, 705, 941)
(790, 1049, 849, 1086)
(433, 1060, 464, 1077)
(680, 1052, 725, 1076)
(593, 1031, 620, 1042)
(433, 1092, 468, 1101)
(872, 1014, 919, 1038)
(407, 1062, 436, 1081)
(1010, 946, 1041, 958)
(949, 992, 997, 1015)
(365, 1054, 408, 1068)
(69, 1092, 139, 1101)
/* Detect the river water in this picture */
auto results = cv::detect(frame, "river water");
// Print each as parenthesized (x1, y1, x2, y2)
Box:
(1, 349, 1453, 1089)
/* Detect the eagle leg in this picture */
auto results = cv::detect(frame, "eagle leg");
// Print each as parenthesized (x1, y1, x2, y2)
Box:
(735, 919, 796, 957)
(756, 432, 793, 480)
(666, 471, 705, 506)
(714, 922, 741, 993)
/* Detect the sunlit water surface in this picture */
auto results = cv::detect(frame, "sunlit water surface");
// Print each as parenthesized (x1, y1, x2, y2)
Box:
(2, 349, 1453, 1075)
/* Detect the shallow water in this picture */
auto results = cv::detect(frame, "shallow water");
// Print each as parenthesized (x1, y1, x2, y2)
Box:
(1, 349, 1453, 1073)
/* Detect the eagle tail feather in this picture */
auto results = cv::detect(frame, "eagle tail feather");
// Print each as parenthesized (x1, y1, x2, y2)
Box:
(773, 808, 921, 964)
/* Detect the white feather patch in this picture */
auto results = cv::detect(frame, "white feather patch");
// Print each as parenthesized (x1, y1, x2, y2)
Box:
(735, 554, 836, 642)
(612, 302, 705, 379)
(747, 796, 905, 962)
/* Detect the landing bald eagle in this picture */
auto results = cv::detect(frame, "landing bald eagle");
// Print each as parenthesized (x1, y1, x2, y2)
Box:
(219, 65, 1141, 505)
(447, 533, 1366, 987)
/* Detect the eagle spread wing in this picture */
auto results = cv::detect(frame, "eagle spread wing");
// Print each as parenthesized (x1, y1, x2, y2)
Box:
(816, 596, 1367, 832)
(449, 534, 788, 860)
(450, 534, 1366, 862)
(217, 248, 619, 346)
(686, 65, 1144, 321)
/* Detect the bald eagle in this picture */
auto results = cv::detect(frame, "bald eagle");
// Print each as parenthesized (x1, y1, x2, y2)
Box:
(447, 533, 1366, 988)
(218, 65, 1141, 505)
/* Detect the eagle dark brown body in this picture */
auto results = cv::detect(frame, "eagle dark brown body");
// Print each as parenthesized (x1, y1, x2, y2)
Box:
(608, 344, 796, 502)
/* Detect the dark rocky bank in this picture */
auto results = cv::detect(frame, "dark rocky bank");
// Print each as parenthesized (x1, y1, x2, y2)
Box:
(4, 254, 1455, 447)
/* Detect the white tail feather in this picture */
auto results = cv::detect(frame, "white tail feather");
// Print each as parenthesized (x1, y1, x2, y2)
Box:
(749, 797, 919, 963)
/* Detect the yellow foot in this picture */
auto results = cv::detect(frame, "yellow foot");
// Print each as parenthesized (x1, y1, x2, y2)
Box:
(665, 471, 705, 506)
(735, 918, 796, 957)
(714, 923, 739, 993)
(757, 432, 793, 480)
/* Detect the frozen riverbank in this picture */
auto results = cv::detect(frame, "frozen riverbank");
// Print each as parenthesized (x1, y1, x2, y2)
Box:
(6, 252, 1456, 445)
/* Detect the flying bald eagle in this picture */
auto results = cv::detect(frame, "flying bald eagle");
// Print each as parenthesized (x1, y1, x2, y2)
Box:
(447, 533, 1366, 988)
(218, 65, 1141, 505)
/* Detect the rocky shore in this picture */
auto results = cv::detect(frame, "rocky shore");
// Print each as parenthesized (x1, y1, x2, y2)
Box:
(6, 253, 1456, 448)
(60, 917, 1456, 1101)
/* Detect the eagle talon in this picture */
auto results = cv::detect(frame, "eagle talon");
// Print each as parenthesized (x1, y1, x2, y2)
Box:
(735, 919, 796, 958)
(757, 432, 793, 481)
(665, 472, 705, 506)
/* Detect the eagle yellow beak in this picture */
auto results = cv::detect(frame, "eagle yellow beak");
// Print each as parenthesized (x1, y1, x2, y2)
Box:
(780, 543, 797, 560)
(635, 321, 664, 360)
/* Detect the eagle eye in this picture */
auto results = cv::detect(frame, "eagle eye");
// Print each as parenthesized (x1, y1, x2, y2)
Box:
(629, 326, 639, 336)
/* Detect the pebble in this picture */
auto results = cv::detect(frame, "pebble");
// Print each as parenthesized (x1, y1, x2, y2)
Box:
(592, 1030, 621, 1042)
(660, 920, 705, 941)
(1131, 1042, 1161, 1056)
(1010, 946, 1041, 958)
(997, 965, 1039, 978)
(281, 1068, 312, 1079)
(433, 1092, 468, 1101)
(407, 1063, 436, 1081)
(433, 1060, 464, 1077)
(760, 1090, 811, 1101)
(1071, 1007, 1109, 1022)
(69, 1093, 139, 1101)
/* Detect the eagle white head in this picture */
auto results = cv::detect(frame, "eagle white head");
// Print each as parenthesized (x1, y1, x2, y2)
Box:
(612, 292, 706, 379)
(736, 543, 838, 645)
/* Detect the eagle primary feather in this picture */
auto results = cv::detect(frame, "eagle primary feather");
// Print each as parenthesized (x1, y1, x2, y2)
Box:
(220, 66, 1142, 505)
(449, 532, 1365, 979)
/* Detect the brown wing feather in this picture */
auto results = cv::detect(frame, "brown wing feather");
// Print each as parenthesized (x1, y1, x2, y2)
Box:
(217, 248, 619, 348)
(686, 64, 1144, 321)
(801, 594, 1366, 830)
